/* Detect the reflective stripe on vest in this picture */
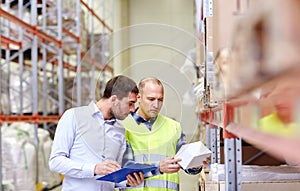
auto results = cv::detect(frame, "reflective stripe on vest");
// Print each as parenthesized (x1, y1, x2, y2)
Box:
(137, 179, 179, 190)
(135, 153, 166, 162)
(122, 179, 179, 191)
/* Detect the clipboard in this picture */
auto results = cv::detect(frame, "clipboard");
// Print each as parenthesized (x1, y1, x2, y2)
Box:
(96, 163, 157, 183)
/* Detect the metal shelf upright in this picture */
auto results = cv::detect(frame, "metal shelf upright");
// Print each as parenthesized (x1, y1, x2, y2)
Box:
(198, 0, 243, 190)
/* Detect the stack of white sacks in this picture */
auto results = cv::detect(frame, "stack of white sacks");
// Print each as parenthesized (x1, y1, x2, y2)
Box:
(2, 122, 61, 191)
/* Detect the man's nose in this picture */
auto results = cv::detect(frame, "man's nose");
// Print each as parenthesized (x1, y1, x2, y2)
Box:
(129, 105, 135, 113)
(153, 100, 159, 108)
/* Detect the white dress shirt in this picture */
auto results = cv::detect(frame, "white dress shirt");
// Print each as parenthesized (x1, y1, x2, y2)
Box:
(49, 101, 126, 191)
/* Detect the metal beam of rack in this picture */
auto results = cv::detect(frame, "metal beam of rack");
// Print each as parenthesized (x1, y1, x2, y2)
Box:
(0, 8, 61, 47)
(0, 113, 61, 124)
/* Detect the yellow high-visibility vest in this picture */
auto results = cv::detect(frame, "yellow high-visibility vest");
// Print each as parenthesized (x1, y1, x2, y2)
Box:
(121, 114, 182, 191)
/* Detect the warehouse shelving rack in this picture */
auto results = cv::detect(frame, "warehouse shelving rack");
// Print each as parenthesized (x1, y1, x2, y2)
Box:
(199, 1, 300, 191)
(196, 0, 253, 190)
(202, 65, 300, 191)
(0, 0, 114, 190)
(200, 104, 242, 191)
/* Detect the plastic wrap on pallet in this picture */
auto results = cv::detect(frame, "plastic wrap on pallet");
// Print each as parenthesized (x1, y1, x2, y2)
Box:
(0, 70, 10, 114)
(87, 33, 110, 56)
(64, 76, 97, 108)
(6, 70, 58, 114)
(1, 7, 31, 50)
(63, 0, 76, 20)
(40, 0, 76, 26)
(37, 128, 61, 188)
(62, 10, 87, 54)
(85, 33, 111, 71)
(63, 27, 88, 54)
(9, 70, 42, 113)
(2, 123, 37, 191)
(2, 123, 62, 190)
(39, 1, 87, 54)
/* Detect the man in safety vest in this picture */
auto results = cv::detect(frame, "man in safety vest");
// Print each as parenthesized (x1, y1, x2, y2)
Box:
(121, 77, 202, 191)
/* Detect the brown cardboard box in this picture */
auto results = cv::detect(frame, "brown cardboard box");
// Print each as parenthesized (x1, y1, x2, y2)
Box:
(205, 181, 300, 191)
(219, 144, 284, 166)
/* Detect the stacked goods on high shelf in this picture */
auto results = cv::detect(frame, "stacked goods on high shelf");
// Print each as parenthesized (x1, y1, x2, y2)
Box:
(64, 76, 97, 109)
(0, 69, 9, 114)
(0, 66, 58, 114)
(86, 33, 111, 66)
(1, 0, 80, 115)
(0, 63, 58, 114)
(200, 0, 300, 190)
(84, 32, 114, 77)
(0, 62, 102, 115)
(222, 0, 300, 176)
(37, 0, 88, 55)
(1, 1, 114, 190)
(1, 0, 114, 115)
(224, 0, 300, 146)
(209, 48, 230, 107)
(1, 0, 85, 56)
(224, 0, 300, 98)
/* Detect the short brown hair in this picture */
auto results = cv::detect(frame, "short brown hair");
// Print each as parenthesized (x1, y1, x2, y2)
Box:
(102, 75, 138, 99)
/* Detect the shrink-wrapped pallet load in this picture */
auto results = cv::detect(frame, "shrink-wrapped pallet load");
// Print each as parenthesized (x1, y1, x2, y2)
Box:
(8, 70, 58, 114)
(2, 123, 36, 191)
(2, 123, 61, 190)
(37, 128, 61, 189)
(0, 70, 10, 114)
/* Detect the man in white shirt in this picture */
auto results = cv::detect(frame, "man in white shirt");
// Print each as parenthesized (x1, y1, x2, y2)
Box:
(49, 75, 144, 191)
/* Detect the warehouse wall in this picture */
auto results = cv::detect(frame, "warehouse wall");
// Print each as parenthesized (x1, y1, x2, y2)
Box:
(113, 1, 200, 190)
(115, 0, 199, 138)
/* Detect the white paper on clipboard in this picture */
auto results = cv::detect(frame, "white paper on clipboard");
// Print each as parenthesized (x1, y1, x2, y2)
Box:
(175, 141, 211, 169)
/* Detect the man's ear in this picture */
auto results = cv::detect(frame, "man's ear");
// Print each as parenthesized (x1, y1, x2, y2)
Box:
(137, 93, 141, 101)
(111, 95, 117, 102)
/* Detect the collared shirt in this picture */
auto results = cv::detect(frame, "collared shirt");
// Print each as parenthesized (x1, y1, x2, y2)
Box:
(49, 101, 126, 191)
(131, 111, 156, 131)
